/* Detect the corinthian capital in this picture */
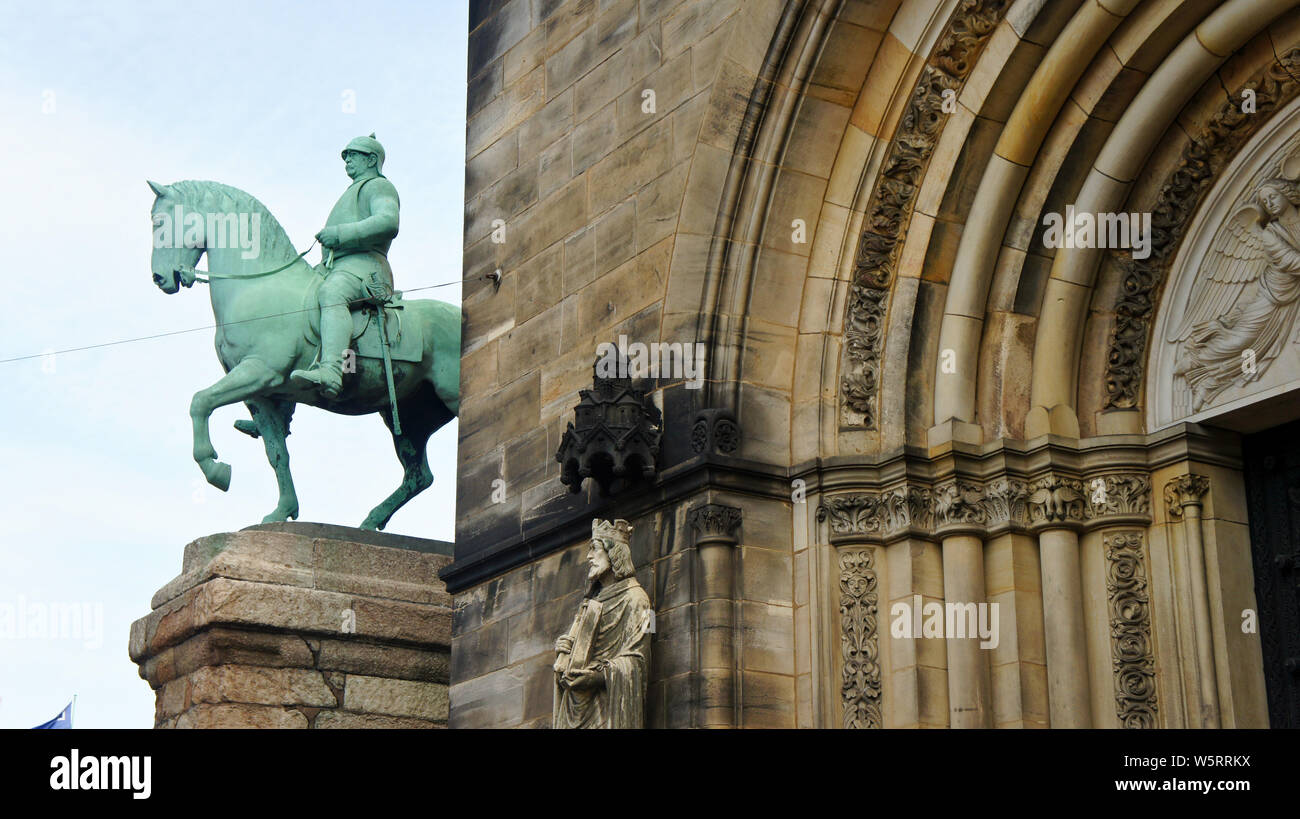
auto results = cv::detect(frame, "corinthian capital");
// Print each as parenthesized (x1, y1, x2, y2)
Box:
(1163, 475, 1210, 519)
(687, 503, 742, 547)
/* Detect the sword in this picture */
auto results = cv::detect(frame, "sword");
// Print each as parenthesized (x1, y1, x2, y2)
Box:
(371, 273, 401, 436)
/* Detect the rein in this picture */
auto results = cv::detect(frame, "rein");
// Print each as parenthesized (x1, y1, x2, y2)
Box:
(178, 240, 318, 286)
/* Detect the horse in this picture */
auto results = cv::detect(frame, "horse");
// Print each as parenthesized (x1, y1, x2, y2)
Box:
(147, 179, 460, 530)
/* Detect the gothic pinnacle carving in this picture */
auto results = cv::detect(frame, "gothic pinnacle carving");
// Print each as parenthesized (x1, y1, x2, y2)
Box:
(555, 367, 662, 496)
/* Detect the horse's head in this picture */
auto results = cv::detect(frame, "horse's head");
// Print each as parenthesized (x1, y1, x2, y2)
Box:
(149, 180, 203, 294)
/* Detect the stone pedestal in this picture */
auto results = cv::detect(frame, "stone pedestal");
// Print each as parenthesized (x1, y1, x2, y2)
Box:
(129, 522, 454, 728)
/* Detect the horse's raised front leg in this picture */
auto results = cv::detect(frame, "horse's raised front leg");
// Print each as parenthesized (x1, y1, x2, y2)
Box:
(246, 397, 299, 522)
(191, 358, 283, 491)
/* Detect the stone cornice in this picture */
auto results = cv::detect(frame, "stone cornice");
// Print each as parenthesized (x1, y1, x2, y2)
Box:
(818, 472, 1151, 543)
(445, 425, 1234, 592)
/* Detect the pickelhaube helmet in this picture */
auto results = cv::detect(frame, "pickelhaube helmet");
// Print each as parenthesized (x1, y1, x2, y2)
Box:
(342, 133, 385, 172)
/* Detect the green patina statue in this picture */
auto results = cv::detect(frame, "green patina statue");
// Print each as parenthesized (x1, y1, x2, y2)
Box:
(148, 134, 460, 530)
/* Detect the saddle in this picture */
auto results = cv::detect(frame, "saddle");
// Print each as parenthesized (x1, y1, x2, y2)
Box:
(301, 274, 424, 363)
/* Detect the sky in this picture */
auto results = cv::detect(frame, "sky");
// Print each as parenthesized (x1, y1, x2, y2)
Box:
(0, 0, 468, 728)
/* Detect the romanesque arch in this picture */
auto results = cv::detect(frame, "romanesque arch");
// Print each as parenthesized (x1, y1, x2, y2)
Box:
(451, 0, 1300, 729)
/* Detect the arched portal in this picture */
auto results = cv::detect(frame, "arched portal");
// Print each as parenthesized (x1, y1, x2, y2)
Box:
(450, 0, 1300, 729)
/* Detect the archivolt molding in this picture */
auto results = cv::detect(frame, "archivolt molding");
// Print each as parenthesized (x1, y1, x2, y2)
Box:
(1103, 48, 1300, 411)
(817, 469, 1150, 542)
(839, 0, 1009, 428)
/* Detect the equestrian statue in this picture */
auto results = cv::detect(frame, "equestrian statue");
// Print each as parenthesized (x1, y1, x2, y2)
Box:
(148, 134, 460, 530)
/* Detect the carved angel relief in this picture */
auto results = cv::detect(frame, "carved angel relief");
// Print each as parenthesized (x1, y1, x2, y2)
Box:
(1167, 148, 1300, 415)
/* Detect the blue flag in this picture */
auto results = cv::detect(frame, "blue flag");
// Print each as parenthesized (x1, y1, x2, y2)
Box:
(33, 701, 73, 729)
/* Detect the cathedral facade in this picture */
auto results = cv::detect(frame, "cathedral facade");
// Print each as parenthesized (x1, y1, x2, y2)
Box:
(448, 0, 1300, 728)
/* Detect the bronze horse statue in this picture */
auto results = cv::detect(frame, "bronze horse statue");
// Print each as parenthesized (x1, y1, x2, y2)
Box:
(148, 180, 459, 530)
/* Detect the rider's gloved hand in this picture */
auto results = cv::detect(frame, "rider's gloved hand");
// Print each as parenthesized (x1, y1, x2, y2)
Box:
(316, 226, 341, 248)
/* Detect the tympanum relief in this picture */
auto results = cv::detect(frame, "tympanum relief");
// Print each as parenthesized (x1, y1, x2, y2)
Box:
(1153, 108, 1300, 429)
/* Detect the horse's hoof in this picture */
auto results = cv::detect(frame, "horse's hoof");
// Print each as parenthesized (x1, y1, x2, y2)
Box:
(205, 461, 232, 492)
(262, 508, 296, 524)
(359, 518, 383, 531)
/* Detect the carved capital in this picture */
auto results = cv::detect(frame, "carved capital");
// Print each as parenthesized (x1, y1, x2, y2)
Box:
(1078, 474, 1154, 529)
(980, 477, 1031, 526)
(818, 487, 924, 542)
(931, 479, 990, 528)
(687, 503, 742, 547)
(819, 472, 1152, 540)
(1163, 474, 1210, 519)
(1027, 475, 1086, 525)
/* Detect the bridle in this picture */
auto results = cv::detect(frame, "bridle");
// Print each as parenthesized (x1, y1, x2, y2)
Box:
(172, 240, 319, 287)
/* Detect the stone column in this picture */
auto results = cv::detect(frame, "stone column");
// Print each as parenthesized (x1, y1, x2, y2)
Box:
(942, 534, 992, 728)
(1038, 528, 1092, 727)
(1030, 477, 1093, 728)
(687, 503, 742, 728)
(1165, 475, 1219, 728)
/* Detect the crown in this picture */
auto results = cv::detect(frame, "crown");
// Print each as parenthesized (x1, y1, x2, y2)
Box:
(591, 518, 633, 546)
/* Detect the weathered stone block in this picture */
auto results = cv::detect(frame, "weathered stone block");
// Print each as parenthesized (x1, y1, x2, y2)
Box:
(186, 665, 338, 708)
(175, 703, 309, 730)
(588, 119, 673, 215)
(131, 525, 452, 729)
(343, 676, 450, 721)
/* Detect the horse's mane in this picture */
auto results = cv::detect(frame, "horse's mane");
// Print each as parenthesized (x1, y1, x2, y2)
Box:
(167, 180, 298, 260)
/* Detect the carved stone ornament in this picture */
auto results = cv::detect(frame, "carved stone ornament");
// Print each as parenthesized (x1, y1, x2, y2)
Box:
(840, 0, 1009, 427)
(839, 548, 882, 729)
(1027, 476, 1086, 524)
(686, 503, 742, 547)
(556, 367, 663, 495)
(690, 408, 740, 455)
(553, 519, 652, 729)
(818, 473, 1150, 541)
(1164, 474, 1210, 519)
(1105, 531, 1158, 728)
(1106, 49, 1300, 412)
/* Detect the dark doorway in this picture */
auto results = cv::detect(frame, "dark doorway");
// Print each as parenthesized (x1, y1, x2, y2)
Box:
(1242, 419, 1300, 728)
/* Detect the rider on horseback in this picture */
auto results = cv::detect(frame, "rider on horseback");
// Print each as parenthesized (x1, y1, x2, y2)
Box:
(290, 133, 399, 398)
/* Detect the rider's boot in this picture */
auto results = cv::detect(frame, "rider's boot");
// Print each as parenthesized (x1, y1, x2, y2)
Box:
(291, 301, 349, 399)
